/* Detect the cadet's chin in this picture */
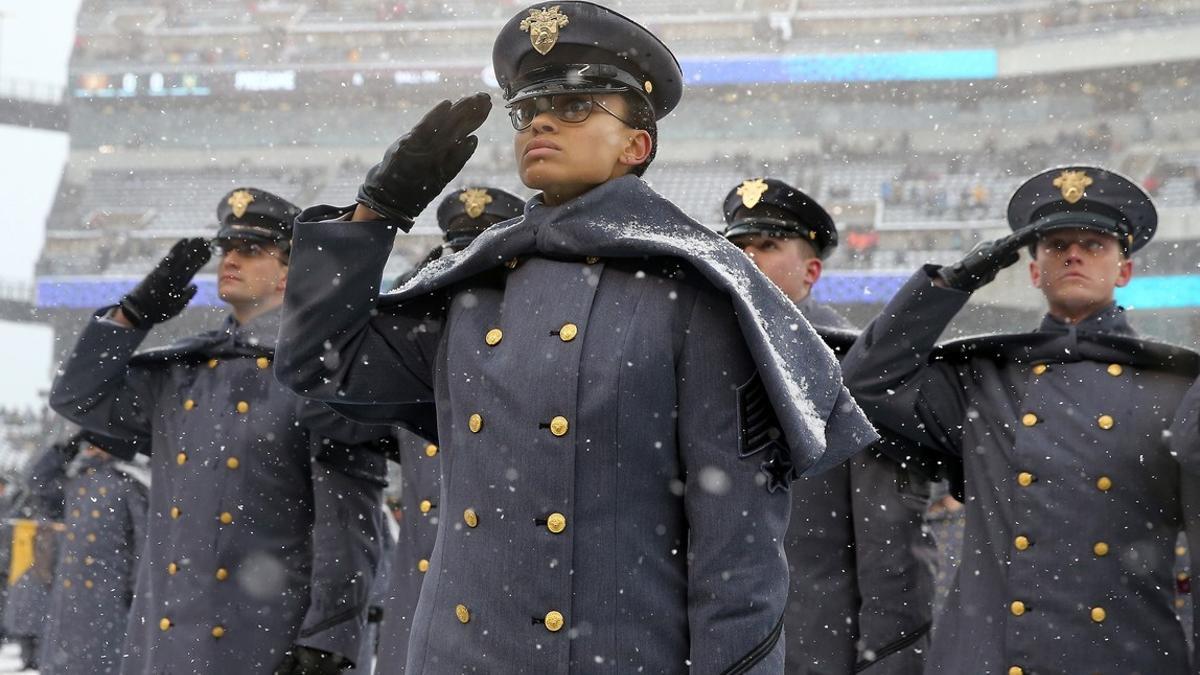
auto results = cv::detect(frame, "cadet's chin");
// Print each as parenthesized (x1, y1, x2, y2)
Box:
(518, 161, 561, 191)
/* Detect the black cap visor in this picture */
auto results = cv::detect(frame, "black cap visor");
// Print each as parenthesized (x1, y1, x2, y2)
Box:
(506, 63, 642, 104)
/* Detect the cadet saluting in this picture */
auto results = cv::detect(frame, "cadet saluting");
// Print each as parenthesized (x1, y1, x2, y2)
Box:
(723, 178, 934, 674)
(273, 2, 876, 672)
(373, 186, 524, 675)
(842, 166, 1200, 674)
(49, 188, 392, 675)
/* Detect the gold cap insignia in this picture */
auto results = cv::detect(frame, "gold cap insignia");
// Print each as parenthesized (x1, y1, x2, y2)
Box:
(459, 188, 493, 219)
(520, 6, 570, 56)
(1052, 170, 1093, 205)
(737, 179, 770, 209)
(227, 190, 255, 219)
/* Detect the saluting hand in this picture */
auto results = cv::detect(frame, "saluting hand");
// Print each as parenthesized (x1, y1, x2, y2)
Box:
(355, 92, 493, 225)
(936, 228, 1038, 292)
(117, 237, 211, 329)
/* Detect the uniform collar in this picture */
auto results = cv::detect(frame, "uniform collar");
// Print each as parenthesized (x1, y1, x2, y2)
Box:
(223, 306, 282, 350)
(1037, 302, 1135, 337)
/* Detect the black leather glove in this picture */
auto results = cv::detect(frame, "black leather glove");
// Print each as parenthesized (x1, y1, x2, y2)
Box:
(272, 646, 347, 675)
(936, 229, 1037, 292)
(118, 237, 211, 329)
(356, 92, 492, 227)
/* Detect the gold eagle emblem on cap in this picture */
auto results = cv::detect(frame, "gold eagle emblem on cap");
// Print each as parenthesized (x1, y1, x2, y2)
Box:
(459, 188, 493, 219)
(227, 190, 255, 219)
(737, 179, 769, 209)
(520, 6, 570, 56)
(1053, 170, 1093, 205)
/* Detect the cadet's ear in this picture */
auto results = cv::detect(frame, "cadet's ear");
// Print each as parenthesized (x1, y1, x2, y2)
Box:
(1114, 257, 1133, 288)
(1028, 259, 1043, 289)
(619, 129, 652, 169)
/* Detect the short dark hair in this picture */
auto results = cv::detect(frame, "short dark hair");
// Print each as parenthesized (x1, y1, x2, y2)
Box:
(620, 92, 657, 178)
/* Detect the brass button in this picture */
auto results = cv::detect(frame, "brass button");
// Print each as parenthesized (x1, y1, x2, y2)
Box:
(84, 580, 94, 589)
(77, 487, 86, 496)
(559, 323, 578, 342)
(226, 457, 240, 470)
(86, 533, 96, 543)
(212, 625, 226, 639)
(99, 488, 107, 496)
(419, 500, 433, 514)
(1091, 607, 1106, 623)
(1009, 668, 1024, 675)
(1017, 472, 1034, 487)
(1107, 363, 1123, 376)
(167, 562, 179, 575)
(425, 444, 439, 458)
(1094, 542, 1110, 557)
(84, 555, 95, 566)
(159, 618, 171, 631)
(469, 414, 483, 433)
(256, 357, 270, 370)
(455, 604, 470, 624)
(62, 579, 71, 588)
(504, 258, 519, 270)
(1010, 600, 1026, 616)
(1097, 414, 1114, 430)
(176, 452, 187, 466)
(1021, 413, 1038, 427)
(549, 416, 569, 437)
(66, 533, 75, 541)
(236, 401, 250, 414)
(418, 559, 430, 573)
(170, 506, 181, 519)
(1096, 476, 1113, 492)
(219, 512, 233, 525)
(585, 256, 600, 264)
(547, 513, 567, 534)
(464, 508, 479, 528)
(1014, 536, 1030, 551)
(91, 510, 101, 519)
(544, 610, 564, 632)
(215, 568, 229, 581)
(72, 509, 80, 518)
(1032, 364, 1048, 375)
(485, 329, 503, 346)
(183, 399, 195, 411)
(208, 358, 218, 369)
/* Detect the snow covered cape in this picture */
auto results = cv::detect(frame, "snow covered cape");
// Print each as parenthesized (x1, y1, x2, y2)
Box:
(361, 174, 878, 479)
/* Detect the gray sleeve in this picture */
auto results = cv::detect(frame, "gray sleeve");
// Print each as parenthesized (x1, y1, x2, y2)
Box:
(841, 267, 974, 456)
(49, 309, 157, 444)
(679, 288, 791, 674)
(275, 216, 441, 410)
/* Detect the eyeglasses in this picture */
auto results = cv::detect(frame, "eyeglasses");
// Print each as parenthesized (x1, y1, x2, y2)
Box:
(507, 93, 634, 131)
(212, 239, 288, 263)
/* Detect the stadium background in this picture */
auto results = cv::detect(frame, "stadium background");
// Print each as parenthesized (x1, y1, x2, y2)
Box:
(3, 0, 1200, 468)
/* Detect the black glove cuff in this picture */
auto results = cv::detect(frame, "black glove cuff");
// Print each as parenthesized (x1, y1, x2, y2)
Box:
(355, 187, 416, 231)
(117, 297, 153, 330)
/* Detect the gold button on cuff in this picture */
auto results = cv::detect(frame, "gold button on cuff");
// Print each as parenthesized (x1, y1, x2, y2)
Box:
(219, 512, 233, 525)
(455, 604, 470, 624)
(159, 618, 171, 631)
(176, 452, 187, 465)
(559, 323, 579, 342)
(1021, 413, 1038, 427)
(1009, 668, 1024, 675)
(1107, 363, 1123, 376)
(216, 568, 229, 581)
(1014, 536, 1030, 551)
(256, 357, 270, 370)
(425, 444, 439, 458)
(419, 500, 433, 514)
(544, 610, 564, 632)
(1091, 607, 1106, 623)
(464, 508, 479, 528)
(468, 414, 483, 433)
(485, 329, 503, 346)
(1010, 601, 1026, 617)
(1017, 472, 1034, 487)
(1032, 364, 1048, 375)
(167, 562, 179, 575)
(547, 513, 567, 534)
(207, 358, 219, 369)
(1097, 414, 1114, 430)
(1096, 476, 1113, 492)
(226, 457, 240, 470)
(549, 416, 569, 437)
(212, 626, 226, 639)
(1094, 542, 1110, 557)
(170, 506, 182, 519)
(183, 399, 195, 411)
(236, 401, 250, 414)
(418, 559, 430, 573)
